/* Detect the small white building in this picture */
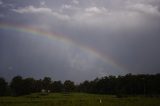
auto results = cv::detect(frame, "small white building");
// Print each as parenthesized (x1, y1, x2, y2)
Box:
(41, 89, 50, 95)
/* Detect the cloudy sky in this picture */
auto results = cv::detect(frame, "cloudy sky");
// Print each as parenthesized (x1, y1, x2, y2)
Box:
(0, 0, 160, 82)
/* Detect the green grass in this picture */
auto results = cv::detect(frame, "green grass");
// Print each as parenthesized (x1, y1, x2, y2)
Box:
(0, 93, 160, 106)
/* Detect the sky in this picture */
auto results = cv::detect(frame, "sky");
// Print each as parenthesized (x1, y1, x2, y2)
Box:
(0, 0, 160, 82)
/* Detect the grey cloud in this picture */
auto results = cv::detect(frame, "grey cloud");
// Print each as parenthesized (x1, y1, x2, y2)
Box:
(0, 0, 3, 5)
(0, 0, 160, 82)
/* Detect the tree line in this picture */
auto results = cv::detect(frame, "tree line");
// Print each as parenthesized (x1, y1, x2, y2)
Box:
(0, 73, 160, 96)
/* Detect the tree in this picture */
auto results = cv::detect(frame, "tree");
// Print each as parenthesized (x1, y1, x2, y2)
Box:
(64, 80, 75, 92)
(34, 79, 43, 92)
(0, 77, 7, 96)
(10, 76, 37, 96)
(10, 76, 23, 96)
(78, 81, 90, 92)
(51, 81, 63, 92)
(3, 73, 160, 96)
(22, 78, 35, 94)
(42, 77, 52, 90)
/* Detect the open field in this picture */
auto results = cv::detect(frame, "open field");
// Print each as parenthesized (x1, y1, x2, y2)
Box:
(0, 93, 160, 106)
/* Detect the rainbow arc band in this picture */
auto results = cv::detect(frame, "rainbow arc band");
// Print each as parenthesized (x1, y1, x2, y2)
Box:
(0, 22, 127, 73)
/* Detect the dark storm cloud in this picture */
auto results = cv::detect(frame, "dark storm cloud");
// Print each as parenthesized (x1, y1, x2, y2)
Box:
(0, 0, 160, 82)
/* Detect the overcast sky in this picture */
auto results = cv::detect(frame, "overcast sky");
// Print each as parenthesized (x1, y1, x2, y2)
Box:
(0, 0, 160, 82)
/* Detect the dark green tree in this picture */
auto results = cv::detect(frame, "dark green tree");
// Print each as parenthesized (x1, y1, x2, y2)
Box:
(0, 77, 7, 96)
(51, 81, 63, 92)
(64, 80, 75, 92)
(34, 79, 43, 92)
(42, 77, 52, 90)
(22, 78, 35, 94)
(10, 76, 23, 96)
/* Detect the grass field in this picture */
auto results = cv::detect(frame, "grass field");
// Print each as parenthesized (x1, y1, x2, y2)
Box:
(0, 93, 160, 106)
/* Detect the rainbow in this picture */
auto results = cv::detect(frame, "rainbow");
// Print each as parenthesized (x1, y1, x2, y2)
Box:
(0, 22, 127, 73)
